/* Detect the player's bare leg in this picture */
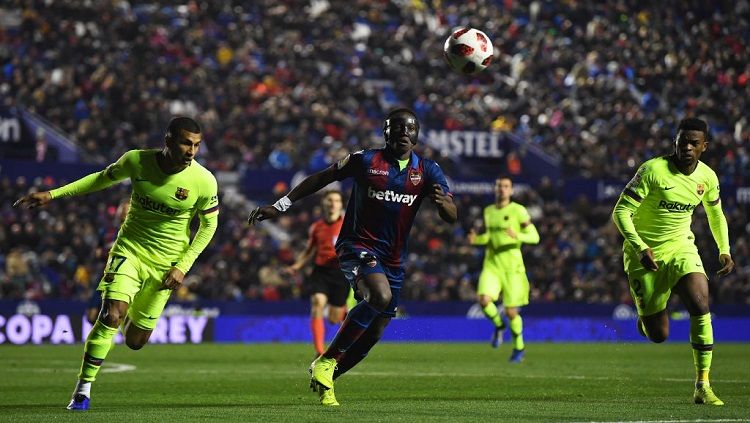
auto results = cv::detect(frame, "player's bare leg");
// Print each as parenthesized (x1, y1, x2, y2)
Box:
(638, 309, 669, 343)
(123, 322, 153, 350)
(673, 273, 723, 405)
(311, 293, 328, 356)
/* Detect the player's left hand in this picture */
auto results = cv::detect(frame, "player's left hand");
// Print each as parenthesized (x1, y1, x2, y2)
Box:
(429, 184, 449, 206)
(160, 267, 185, 291)
(717, 254, 735, 276)
(505, 228, 517, 239)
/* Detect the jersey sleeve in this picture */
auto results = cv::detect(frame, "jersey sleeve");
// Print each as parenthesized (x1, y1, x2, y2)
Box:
(174, 171, 219, 273)
(50, 150, 136, 199)
(332, 150, 364, 181)
(702, 167, 721, 206)
(620, 161, 653, 206)
(195, 172, 220, 217)
(425, 160, 452, 196)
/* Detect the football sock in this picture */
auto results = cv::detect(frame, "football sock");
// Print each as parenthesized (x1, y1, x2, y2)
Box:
(481, 302, 505, 328)
(73, 380, 91, 398)
(690, 313, 713, 386)
(510, 315, 524, 350)
(333, 322, 382, 380)
(311, 317, 325, 355)
(78, 320, 118, 382)
(322, 301, 379, 361)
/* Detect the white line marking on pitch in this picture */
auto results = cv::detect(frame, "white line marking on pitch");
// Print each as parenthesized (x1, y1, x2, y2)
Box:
(100, 362, 136, 373)
(3, 361, 136, 374)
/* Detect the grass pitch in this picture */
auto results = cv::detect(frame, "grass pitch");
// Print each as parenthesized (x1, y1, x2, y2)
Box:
(1, 342, 748, 422)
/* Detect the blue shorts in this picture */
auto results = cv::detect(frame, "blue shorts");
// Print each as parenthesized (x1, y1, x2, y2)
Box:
(337, 247, 404, 317)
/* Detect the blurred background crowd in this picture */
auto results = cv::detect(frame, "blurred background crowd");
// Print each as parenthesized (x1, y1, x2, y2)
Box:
(1, 0, 749, 305)
(2, 175, 748, 304)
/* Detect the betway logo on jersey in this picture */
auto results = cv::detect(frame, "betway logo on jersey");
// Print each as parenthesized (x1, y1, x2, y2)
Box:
(658, 200, 697, 212)
(368, 186, 417, 206)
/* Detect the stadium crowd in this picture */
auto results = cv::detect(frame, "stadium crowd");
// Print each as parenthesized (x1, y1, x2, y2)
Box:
(2, 0, 749, 182)
(2, 176, 748, 305)
(1, 0, 749, 305)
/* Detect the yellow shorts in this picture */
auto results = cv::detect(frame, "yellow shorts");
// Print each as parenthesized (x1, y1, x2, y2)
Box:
(97, 253, 173, 330)
(624, 244, 706, 316)
(477, 267, 529, 307)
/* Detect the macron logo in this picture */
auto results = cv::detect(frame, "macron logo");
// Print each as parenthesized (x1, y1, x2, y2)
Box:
(368, 168, 389, 176)
(368, 186, 417, 206)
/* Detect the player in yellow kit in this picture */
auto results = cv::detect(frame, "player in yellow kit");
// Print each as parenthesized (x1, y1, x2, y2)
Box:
(612, 118, 734, 406)
(14, 117, 219, 411)
(469, 176, 539, 362)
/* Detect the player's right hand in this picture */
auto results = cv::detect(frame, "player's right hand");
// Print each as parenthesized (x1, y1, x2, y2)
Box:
(247, 205, 281, 226)
(467, 229, 477, 244)
(717, 254, 735, 276)
(13, 191, 53, 209)
(639, 248, 658, 271)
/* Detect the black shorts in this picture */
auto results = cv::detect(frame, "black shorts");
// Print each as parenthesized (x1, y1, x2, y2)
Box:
(308, 265, 350, 307)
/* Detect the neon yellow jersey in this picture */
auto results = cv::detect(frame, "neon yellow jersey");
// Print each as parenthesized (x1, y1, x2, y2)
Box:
(619, 156, 720, 253)
(474, 202, 533, 271)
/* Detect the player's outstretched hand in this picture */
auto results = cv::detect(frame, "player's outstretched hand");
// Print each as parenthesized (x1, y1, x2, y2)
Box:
(160, 267, 185, 291)
(13, 191, 52, 209)
(247, 205, 281, 226)
(429, 184, 449, 206)
(639, 248, 658, 271)
(717, 254, 735, 276)
(467, 229, 477, 244)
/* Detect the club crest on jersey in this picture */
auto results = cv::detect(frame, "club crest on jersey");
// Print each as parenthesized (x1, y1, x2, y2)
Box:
(696, 184, 705, 196)
(175, 187, 189, 200)
(408, 170, 422, 186)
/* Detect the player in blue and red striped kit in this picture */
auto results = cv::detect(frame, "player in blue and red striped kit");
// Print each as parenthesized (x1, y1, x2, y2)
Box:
(248, 108, 457, 406)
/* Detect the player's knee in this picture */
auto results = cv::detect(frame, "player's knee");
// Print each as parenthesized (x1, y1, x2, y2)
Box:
(125, 339, 146, 350)
(478, 296, 490, 307)
(648, 329, 668, 343)
(99, 308, 124, 328)
(367, 290, 392, 311)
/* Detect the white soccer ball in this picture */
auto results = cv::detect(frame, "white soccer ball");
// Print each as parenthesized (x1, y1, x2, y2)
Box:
(443, 27, 494, 75)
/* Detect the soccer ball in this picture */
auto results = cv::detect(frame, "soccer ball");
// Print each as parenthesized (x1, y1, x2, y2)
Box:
(443, 27, 493, 75)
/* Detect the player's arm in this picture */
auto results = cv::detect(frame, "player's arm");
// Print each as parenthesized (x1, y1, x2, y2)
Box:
(514, 220, 540, 245)
(702, 181, 734, 276)
(13, 152, 133, 209)
(165, 177, 219, 290)
(249, 152, 359, 225)
(468, 209, 490, 245)
(612, 164, 657, 270)
(426, 162, 457, 224)
(612, 195, 657, 270)
(287, 228, 316, 274)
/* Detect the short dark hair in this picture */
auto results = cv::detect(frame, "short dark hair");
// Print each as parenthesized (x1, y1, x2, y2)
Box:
(496, 174, 513, 183)
(383, 108, 419, 131)
(677, 118, 709, 141)
(166, 116, 201, 138)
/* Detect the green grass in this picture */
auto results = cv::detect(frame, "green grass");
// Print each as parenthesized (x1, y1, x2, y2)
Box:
(1, 343, 749, 422)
